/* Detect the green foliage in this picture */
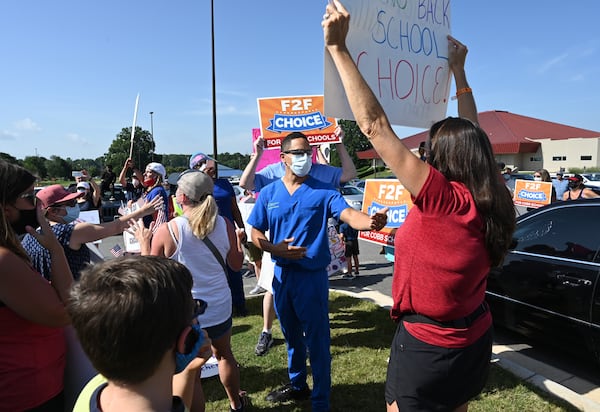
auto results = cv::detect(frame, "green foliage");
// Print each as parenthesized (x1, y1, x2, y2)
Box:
(22, 156, 48, 178)
(45, 155, 72, 180)
(0, 152, 20, 165)
(201, 294, 577, 412)
(567, 167, 600, 174)
(104, 126, 155, 177)
(328, 119, 372, 170)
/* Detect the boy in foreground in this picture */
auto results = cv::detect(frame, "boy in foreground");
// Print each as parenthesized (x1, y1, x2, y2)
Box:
(69, 256, 212, 411)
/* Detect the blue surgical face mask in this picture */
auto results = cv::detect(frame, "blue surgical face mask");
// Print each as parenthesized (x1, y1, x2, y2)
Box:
(290, 153, 312, 177)
(63, 204, 81, 224)
(175, 324, 205, 373)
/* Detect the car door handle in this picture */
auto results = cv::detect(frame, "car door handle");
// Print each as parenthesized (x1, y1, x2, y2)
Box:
(555, 274, 592, 287)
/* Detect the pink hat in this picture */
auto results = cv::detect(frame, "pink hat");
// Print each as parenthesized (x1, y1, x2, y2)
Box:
(37, 185, 83, 208)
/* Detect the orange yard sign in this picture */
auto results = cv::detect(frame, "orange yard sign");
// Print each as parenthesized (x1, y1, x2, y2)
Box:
(513, 180, 553, 208)
(257, 95, 339, 149)
(359, 179, 414, 247)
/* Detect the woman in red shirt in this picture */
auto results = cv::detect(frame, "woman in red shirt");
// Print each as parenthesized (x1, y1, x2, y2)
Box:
(0, 160, 74, 411)
(323, 3, 515, 411)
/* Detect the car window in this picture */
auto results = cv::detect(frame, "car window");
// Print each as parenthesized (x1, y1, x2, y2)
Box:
(340, 186, 362, 195)
(513, 205, 600, 262)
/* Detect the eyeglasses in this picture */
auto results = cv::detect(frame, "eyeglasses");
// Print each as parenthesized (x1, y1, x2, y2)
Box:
(19, 192, 37, 206)
(283, 149, 312, 156)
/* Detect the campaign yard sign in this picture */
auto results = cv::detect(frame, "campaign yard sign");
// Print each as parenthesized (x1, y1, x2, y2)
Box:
(359, 178, 414, 247)
(257, 95, 339, 149)
(513, 179, 553, 208)
(324, 0, 452, 128)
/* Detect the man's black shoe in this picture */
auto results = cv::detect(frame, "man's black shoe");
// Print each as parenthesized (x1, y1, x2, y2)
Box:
(265, 383, 310, 403)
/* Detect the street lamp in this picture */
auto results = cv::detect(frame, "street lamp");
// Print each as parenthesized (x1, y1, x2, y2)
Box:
(149, 111, 155, 161)
(211, 0, 218, 174)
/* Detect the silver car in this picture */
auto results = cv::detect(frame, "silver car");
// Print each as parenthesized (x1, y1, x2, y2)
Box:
(339, 185, 364, 210)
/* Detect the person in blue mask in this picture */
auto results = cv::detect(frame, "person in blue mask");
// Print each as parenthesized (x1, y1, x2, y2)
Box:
(22, 184, 162, 280)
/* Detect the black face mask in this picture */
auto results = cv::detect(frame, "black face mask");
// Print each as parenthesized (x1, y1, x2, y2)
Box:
(10, 208, 40, 236)
(568, 181, 580, 190)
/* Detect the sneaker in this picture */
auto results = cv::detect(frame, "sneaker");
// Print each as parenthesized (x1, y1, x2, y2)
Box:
(265, 383, 311, 403)
(249, 285, 267, 295)
(230, 391, 251, 412)
(255, 331, 273, 356)
(341, 273, 355, 279)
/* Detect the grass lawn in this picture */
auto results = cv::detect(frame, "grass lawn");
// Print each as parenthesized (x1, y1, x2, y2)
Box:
(200, 293, 578, 411)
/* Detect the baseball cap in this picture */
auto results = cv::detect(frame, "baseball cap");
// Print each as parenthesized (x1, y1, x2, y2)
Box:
(37, 184, 83, 208)
(568, 174, 583, 182)
(189, 152, 215, 170)
(77, 182, 91, 190)
(177, 170, 214, 202)
(145, 162, 166, 179)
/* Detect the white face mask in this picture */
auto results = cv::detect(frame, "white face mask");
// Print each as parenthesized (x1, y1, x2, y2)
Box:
(534, 177, 542, 182)
(290, 153, 312, 177)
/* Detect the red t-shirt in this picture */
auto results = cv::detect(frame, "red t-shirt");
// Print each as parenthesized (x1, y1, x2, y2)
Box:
(0, 298, 66, 409)
(391, 166, 492, 348)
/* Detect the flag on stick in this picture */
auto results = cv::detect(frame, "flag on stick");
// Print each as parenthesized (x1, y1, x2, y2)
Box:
(129, 93, 140, 159)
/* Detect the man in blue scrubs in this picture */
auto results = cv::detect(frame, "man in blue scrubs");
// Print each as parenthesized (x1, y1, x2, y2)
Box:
(248, 132, 387, 412)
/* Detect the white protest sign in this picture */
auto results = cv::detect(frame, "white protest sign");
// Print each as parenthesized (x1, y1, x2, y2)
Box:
(324, 0, 452, 128)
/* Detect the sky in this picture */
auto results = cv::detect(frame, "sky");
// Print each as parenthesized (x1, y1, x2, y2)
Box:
(1, 1, 599, 161)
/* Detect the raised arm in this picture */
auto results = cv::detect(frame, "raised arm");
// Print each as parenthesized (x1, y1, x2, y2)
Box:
(119, 158, 133, 186)
(239, 137, 265, 191)
(334, 126, 357, 184)
(448, 35, 478, 125)
(322, 1, 428, 196)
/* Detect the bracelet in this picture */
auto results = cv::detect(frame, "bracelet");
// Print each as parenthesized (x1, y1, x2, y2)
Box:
(451, 87, 472, 100)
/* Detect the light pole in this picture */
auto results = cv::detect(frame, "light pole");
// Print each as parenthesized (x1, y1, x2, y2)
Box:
(149, 111, 155, 161)
(211, 0, 218, 175)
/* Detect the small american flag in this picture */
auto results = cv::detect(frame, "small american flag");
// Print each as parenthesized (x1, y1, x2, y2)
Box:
(152, 206, 168, 234)
(110, 244, 124, 257)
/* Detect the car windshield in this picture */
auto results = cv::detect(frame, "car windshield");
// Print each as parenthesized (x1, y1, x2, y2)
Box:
(340, 186, 362, 195)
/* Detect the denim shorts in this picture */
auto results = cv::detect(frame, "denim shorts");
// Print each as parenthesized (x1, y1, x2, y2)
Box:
(203, 317, 233, 341)
(385, 321, 492, 411)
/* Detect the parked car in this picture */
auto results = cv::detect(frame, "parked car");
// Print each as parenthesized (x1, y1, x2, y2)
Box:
(486, 198, 600, 364)
(100, 184, 126, 222)
(582, 173, 600, 189)
(339, 185, 364, 210)
(232, 184, 245, 202)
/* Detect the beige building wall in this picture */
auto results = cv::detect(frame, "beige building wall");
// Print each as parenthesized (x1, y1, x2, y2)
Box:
(538, 137, 600, 172)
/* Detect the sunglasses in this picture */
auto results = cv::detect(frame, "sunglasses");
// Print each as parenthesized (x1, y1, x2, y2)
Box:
(19, 192, 37, 206)
(283, 149, 312, 156)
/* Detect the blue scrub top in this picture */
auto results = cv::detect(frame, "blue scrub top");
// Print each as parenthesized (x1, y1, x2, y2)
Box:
(248, 176, 350, 271)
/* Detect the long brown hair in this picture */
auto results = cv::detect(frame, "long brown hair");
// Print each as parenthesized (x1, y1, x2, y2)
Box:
(0, 160, 37, 261)
(428, 117, 515, 266)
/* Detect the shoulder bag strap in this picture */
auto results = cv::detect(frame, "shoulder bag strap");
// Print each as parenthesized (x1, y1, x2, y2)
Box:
(202, 236, 228, 274)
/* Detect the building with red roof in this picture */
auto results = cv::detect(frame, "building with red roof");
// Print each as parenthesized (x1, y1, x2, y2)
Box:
(357, 111, 600, 173)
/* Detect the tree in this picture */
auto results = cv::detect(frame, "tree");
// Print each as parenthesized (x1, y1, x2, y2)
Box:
(0, 152, 20, 165)
(22, 156, 48, 178)
(104, 127, 155, 177)
(331, 119, 371, 170)
(45, 156, 71, 180)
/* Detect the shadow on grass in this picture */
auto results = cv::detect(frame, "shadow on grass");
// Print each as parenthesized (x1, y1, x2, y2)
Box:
(201, 292, 579, 412)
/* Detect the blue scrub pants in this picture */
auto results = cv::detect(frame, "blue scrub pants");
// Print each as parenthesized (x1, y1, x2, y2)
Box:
(273, 265, 331, 412)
